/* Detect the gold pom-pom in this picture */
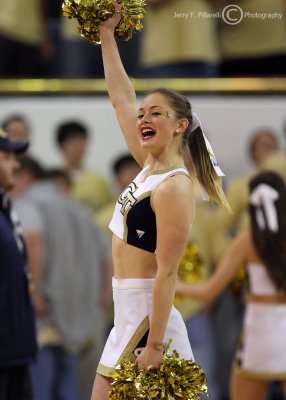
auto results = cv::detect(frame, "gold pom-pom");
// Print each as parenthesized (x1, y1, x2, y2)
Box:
(175, 242, 206, 305)
(109, 341, 208, 399)
(230, 264, 248, 297)
(62, 0, 146, 45)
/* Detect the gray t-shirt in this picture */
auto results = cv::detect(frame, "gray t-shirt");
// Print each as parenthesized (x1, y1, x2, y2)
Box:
(14, 181, 111, 352)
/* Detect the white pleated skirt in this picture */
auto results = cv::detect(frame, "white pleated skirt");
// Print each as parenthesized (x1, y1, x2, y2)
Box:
(97, 278, 194, 377)
(234, 302, 286, 380)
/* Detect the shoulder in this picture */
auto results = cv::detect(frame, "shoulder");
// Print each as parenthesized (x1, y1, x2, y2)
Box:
(14, 196, 39, 215)
(14, 196, 43, 233)
(154, 173, 193, 200)
(152, 174, 194, 221)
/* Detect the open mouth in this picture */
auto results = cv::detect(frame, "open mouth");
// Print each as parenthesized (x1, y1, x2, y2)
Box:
(141, 128, 156, 141)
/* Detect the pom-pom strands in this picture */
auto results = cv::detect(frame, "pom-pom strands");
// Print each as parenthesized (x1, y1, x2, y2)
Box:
(175, 242, 205, 305)
(62, 0, 145, 44)
(177, 242, 205, 285)
(109, 341, 208, 399)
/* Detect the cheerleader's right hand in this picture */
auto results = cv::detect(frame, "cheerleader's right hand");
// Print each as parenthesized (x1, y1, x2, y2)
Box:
(99, 2, 122, 35)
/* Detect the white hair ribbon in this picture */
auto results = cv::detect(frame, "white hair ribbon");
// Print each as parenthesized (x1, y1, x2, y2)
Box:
(249, 184, 279, 232)
(191, 113, 225, 177)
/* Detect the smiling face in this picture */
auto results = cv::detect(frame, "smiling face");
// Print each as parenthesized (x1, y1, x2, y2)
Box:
(136, 93, 181, 152)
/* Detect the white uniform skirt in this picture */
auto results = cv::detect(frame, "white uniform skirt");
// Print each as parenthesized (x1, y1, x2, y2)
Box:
(97, 278, 194, 377)
(234, 302, 286, 380)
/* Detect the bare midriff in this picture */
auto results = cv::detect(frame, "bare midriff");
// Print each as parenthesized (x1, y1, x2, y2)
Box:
(112, 234, 157, 279)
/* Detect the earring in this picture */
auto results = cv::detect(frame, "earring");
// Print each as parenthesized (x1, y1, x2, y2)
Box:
(176, 129, 180, 133)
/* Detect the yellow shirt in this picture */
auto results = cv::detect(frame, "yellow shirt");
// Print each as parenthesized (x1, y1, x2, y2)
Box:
(140, 0, 220, 67)
(0, 0, 44, 45)
(219, 0, 286, 59)
(95, 199, 117, 238)
(223, 175, 250, 233)
(71, 169, 113, 214)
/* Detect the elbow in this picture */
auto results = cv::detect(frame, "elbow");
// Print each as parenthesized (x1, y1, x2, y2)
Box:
(157, 269, 177, 287)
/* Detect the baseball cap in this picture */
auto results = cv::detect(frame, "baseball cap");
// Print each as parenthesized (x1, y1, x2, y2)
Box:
(0, 128, 29, 154)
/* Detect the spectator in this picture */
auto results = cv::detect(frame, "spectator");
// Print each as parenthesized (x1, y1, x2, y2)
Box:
(0, 0, 53, 77)
(0, 129, 37, 400)
(58, 15, 140, 78)
(218, 0, 286, 76)
(55, 120, 113, 214)
(222, 129, 279, 234)
(138, 0, 220, 77)
(2, 114, 32, 142)
(12, 155, 112, 400)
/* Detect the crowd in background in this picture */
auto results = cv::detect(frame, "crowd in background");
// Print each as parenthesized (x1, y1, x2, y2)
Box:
(1, 111, 286, 400)
(0, 0, 286, 78)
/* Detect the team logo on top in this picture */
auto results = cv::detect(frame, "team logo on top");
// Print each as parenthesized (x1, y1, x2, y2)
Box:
(136, 229, 145, 238)
(118, 182, 138, 214)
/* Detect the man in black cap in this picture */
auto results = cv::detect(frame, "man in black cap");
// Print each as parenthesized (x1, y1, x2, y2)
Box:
(0, 128, 37, 399)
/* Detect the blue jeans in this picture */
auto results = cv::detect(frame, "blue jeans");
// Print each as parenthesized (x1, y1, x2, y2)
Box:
(30, 346, 80, 400)
(185, 311, 221, 400)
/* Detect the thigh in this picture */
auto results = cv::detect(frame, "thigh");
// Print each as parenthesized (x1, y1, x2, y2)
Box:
(231, 372, 268, 400)
(91, 373, 111, 400)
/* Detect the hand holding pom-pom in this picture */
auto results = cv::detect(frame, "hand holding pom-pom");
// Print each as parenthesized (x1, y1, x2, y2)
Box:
(109, 340, 208, 399)
(62, 0, 146, 45)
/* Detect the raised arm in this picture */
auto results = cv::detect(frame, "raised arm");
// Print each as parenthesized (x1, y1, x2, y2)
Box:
(99, 6, 146, 166)
(176, 230, 250, 303)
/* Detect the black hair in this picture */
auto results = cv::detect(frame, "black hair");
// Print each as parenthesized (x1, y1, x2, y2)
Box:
(46, 168, 72, 187)
(249, 171, 286, 292)
(112, 153, 138, 175)
(55, 121, 89, 148)
(17, 155, 46, 180)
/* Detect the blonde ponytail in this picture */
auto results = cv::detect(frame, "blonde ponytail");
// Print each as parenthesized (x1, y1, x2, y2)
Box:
(186, 126, 232, 213)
